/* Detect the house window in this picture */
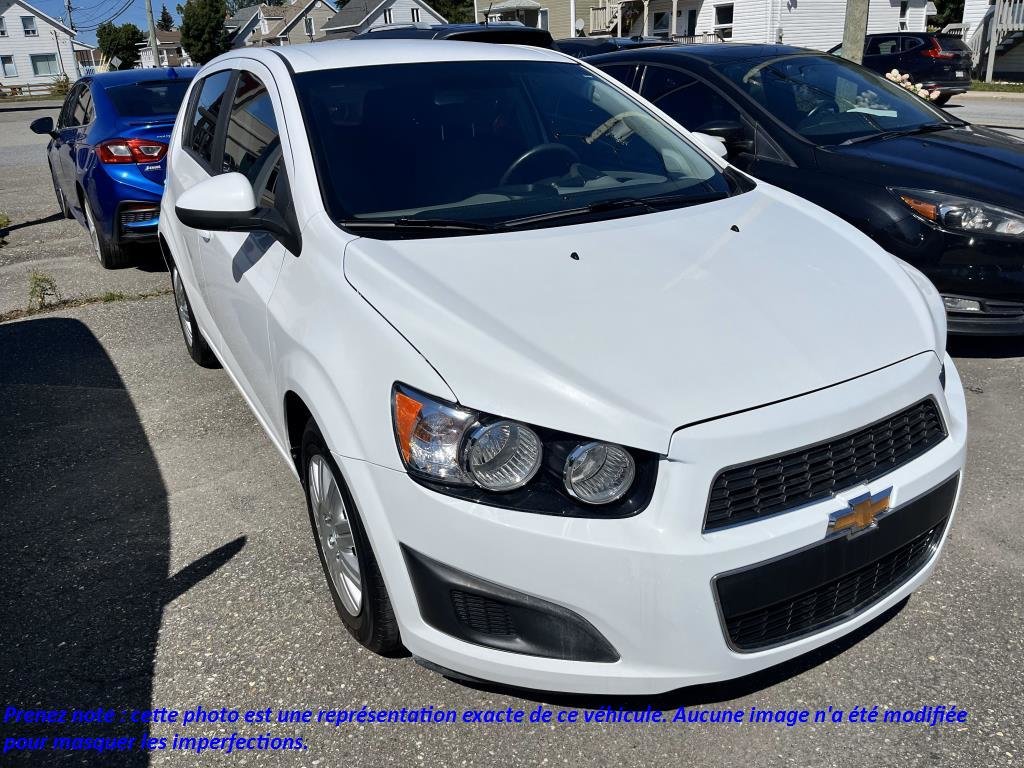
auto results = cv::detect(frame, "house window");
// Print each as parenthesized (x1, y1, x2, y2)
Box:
(713, 3, 733, 40)
(537, 7, 548, 29)
(304, 16, 315, 36)
(898, 0, 908, 30)
(1, 55, 16, 77)
(30, 53, 59, 76)
(0, 18, 7, 36)
(383, 8, 394, 23)
(411, 7, 420, 22)
(22, 16, 38, 36)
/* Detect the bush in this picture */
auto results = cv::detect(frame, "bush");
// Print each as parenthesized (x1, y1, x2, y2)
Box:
(49, 74, 71, 98)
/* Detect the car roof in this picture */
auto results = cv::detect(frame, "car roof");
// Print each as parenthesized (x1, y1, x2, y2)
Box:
(230, 38, 573, 73)
(87, 67, 197, 87)
(353, 22, 554, 46)
(588, 42, 817, 66)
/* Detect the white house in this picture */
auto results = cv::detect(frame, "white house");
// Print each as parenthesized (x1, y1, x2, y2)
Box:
(321, 0, 447, 39)
(487, 0, 935, 50)
(0, 0, 76, 87)
(959, 0, 1024, 80)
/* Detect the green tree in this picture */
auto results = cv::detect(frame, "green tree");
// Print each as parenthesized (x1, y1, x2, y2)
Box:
(96, 21, 145, 69)
(178, 0, 230, 64)
(931, 0, 964, 30)
(427, 0, 473, 22)
(157, 4, 175, 31)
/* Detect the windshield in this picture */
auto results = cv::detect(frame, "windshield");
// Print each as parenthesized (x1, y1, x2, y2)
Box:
(293, 61, 741, 234)
(716, 54, 954, 146)
(104, 79, 193, 118)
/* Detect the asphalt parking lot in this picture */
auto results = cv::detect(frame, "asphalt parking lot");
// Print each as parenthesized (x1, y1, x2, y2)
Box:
(1, 96, 1022, 767)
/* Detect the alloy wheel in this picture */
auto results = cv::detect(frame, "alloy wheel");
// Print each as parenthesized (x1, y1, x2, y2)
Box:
(172, 268, 194, 348)
(308, 454, 362, 616)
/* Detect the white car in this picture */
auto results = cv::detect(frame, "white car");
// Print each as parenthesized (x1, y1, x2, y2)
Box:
(159, 40, 967, 695)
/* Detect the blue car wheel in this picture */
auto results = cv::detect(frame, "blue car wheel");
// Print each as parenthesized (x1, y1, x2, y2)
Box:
(83, 195, 130, 269)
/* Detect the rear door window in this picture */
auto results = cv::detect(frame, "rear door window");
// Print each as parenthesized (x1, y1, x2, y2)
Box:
(105, 79, 192, 118)
(865, 36, 899, 56)
(186, 71, 232, 169)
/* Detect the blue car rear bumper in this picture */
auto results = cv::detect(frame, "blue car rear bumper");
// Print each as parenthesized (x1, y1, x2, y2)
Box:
(85, 158, 165, 245)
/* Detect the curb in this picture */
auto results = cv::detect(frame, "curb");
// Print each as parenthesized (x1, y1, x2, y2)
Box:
(955, 91, 1024, 101)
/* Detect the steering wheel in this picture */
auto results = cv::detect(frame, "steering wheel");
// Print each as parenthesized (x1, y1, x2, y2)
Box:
(806, 101, 840, 121)
(500, 143, 579, 186)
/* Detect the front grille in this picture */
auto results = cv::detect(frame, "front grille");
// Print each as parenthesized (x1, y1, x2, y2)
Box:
(450, 590, 516, 637)
(720, 516, 947, 651)
(705, 399, 946, 531)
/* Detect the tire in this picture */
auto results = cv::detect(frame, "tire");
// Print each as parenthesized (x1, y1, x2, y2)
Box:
(51, 168, 71, 220)
(83, 195, 131, 269)
(301, 420, 402, 655)
(934, 93, 952, 106)
(171, 263, 219, 368)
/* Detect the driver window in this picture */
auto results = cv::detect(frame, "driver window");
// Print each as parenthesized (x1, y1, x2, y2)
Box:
(58, 85, 81, 129)
(639, 65, 745, 133)
(223, 71, 290, 215)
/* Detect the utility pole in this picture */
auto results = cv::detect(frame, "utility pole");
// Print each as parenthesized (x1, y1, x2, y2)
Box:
(840, 0, 870, 65)
(64, 0, 76, 31)
(144, 0, 160, 68)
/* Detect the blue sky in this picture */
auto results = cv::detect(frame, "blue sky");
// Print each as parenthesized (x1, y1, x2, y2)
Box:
(32, 0, 179, 46)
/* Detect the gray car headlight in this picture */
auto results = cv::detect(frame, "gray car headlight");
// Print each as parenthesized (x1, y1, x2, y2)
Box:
(891, 188, 1024, 238)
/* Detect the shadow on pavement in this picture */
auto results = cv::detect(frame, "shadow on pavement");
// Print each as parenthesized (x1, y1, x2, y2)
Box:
(0, 317, 242, 765)
(452, 597, 910, 711)
(4, 212, 63, 234)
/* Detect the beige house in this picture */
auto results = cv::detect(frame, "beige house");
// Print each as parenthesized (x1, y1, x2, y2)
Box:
(137, 29, 194, 67)
(235, 0, 336, 46)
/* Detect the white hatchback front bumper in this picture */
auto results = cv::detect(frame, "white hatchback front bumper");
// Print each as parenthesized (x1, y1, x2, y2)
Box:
(338, 351, 966, 695)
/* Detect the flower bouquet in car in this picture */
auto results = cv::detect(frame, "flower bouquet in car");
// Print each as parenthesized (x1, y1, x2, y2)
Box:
(885, 69, 942, 101)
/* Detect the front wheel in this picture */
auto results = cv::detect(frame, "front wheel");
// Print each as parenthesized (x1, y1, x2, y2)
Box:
(51, 168, 71, 219)
(302, 421, 401, 655)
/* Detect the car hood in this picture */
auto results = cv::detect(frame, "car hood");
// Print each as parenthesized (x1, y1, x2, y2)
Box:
(343, 187, 936, 453)
(821, 126, 1024, 209)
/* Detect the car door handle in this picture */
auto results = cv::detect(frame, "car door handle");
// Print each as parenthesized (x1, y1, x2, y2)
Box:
(199, 230, 211, 242)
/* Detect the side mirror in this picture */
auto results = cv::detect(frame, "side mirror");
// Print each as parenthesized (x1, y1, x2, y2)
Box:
(691, 132, 728, 159)
(30, 116, 56, 138)
(175, 172, 301, 255)
(696, 120, 755, 156)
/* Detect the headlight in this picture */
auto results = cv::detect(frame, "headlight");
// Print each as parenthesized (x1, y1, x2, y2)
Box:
(564, 442, 636, 505)
(463, 420, 542, 491)
(891, 188, 1024, 238)
(392, 384, 657, 516)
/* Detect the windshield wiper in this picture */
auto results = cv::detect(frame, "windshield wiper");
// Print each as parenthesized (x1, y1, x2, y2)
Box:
(340, 217, 496, 233)
(498, 193, 724, 230)
(839, 122, 959, 146)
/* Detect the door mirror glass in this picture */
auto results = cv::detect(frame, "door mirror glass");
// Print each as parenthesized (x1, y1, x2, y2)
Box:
(30, 116, 55, 136)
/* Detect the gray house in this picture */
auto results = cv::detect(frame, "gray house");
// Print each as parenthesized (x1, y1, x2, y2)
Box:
(322, 0, 447, 39)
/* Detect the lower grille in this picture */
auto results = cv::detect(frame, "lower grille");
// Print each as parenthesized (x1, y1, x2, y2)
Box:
(715, 474, 958, 652)
(120, 208, 159, 226)
(450, 590, 516, 637)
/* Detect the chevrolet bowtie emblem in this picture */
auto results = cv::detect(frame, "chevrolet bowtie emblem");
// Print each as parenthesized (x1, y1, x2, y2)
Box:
(828, 487, 893, 538)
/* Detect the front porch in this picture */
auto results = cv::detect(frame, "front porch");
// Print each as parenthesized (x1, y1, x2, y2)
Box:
(589, 0, 728, 42)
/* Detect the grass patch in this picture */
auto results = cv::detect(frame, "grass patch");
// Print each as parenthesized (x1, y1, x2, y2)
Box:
(28, 271, 61, 310)
(971, 80, 1024, 93)
(1, 287, 172, 324)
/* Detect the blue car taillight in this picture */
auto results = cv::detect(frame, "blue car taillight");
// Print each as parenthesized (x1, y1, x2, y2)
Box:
(96, 138, 168, 164)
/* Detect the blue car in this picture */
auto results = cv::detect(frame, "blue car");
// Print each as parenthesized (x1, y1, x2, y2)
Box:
(31, 67, 197, 268)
